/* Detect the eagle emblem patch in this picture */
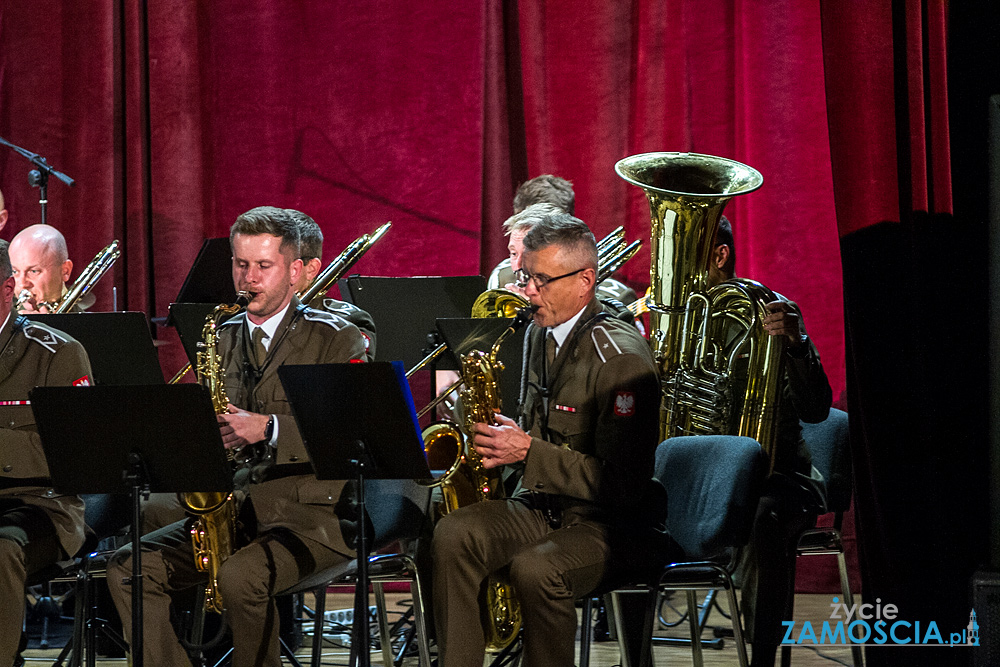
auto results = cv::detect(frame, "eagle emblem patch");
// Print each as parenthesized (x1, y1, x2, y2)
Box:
(614, 391, 635, 417)
(73, 375, 91, 387)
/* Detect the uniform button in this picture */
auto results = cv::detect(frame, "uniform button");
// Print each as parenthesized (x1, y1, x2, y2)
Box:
(2, 465, 11, 472)
(327, 495, 333, 501)
(8, 421, 13, 427)
(535, 483, 544, 489)
(45, 489, 55, 497)
(289, 455, 298, 462)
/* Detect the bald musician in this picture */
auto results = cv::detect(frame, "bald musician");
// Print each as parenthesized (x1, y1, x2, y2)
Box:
(8, 224, 79, 313)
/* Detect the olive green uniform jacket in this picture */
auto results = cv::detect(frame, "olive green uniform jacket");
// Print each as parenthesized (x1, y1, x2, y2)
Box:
(0, 315, 92, 557)
(218, 297, 367, 553)
(516, 297, 662, 526)
(316, 297, 377, 362)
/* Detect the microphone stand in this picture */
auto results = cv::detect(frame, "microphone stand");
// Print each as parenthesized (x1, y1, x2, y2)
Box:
(0, 136, 75, 225)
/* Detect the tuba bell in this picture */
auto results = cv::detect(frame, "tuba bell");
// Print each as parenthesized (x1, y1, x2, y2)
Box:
(616, 152, 785, 469)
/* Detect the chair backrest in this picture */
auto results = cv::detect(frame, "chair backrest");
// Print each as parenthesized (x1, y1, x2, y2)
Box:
(363, 478, 432, 548)
(800, 407, 852, 513)
(654, 435, 767, 560)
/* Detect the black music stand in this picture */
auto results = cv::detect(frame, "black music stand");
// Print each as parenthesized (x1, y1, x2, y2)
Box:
(278, 361, 430, 667)
(338, 275, 485, 368)
(435, 317, 526, 414)
(30, 384, 232, 667)
(26, 312, 164, 385)
(175, 238, 237, 305)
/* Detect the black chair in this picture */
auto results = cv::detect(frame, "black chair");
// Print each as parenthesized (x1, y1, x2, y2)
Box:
(580, 435, 768, 667)
(780, 408, 862, 667)
(21, 493, 130, 667)
(274, 477, 433, 667)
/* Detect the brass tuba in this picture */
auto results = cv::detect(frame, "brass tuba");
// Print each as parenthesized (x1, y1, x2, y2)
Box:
(179, 292, 248, 614)
(616, 152, 785, 469)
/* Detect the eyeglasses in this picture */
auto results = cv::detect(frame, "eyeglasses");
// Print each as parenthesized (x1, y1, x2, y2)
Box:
(514, 267, 587, 289)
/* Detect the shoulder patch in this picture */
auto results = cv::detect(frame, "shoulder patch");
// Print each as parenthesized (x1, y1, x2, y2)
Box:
(23, 324, 69, 353)
(590, 325, 623, 363)
(302, 307, 349, 331)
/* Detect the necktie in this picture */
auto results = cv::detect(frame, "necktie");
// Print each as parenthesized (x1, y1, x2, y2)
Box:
(252, 327, 267, 368)
(545, 331, 557, 369)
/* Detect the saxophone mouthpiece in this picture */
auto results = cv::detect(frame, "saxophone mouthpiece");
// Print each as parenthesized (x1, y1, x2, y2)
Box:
(512, 305, 539, 328)
(235, 291, 251, 306)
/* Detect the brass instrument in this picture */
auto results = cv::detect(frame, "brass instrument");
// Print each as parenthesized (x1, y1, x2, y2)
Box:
(616, 152, 785, 468)
(407, 229, 641, 378)
(179, 292, 248, 614)
(469, 226, 641, 318)
(297, 221, 391, 307)
(16, 240, 120, 313)
(169, 222, 390, 384)
(419, 308, 532, 651)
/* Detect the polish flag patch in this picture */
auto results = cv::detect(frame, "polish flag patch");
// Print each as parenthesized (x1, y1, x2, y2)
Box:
(72, 375, 91, 387)
(614, 391, 635, 417)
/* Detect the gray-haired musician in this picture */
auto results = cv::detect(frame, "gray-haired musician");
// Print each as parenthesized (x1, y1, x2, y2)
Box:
(432, 210, 664, 667)
(0, 239, 93, 665)
(107, 206, 367, 667)
(9, 224, 81, 313)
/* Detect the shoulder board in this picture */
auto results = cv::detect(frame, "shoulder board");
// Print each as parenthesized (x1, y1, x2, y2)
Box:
(22, 323, 70, 353)
(590, 324, 625, 364)
(301, 307, 350, 331)
(218, 313, 245, 328)
(321, 298, 360, 316)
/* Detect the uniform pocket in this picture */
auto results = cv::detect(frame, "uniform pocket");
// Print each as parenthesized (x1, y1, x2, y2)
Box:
(0, 405, 35, 430)
(546, 409, 590, 450)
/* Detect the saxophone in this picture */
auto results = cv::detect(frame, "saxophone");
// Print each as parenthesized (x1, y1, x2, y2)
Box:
(179, 293, 248, 614)
(615, 152, 786, 469)
(421, 309, 534, 652)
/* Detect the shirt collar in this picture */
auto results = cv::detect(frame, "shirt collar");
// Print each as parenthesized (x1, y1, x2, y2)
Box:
(548, 304, 586, 352)
(245, 301, 291, 350)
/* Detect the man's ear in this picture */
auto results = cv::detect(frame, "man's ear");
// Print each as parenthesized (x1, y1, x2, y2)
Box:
(580, 267, 597, 295)
(61, 259, 73, 283)
(713, 244, 730, 269)
(289, 257, 304, 287)
(0, 209, 8, 232)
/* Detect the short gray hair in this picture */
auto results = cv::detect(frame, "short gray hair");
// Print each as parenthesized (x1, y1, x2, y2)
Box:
(522, 210, 598, 270)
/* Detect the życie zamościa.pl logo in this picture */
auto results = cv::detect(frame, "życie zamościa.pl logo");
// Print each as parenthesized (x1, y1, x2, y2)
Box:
(782, 598, 980, 648)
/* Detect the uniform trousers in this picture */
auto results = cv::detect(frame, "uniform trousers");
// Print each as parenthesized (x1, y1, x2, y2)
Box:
(107, 517, 350, 667)
(433, 498, 620, 667)
(0, 502, 63, 666)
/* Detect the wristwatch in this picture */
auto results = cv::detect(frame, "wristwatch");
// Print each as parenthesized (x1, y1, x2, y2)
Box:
(263, 415, 276, 443)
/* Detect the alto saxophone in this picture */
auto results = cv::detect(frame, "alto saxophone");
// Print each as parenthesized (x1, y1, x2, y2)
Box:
(179, 293, 247, 614)
(421, 309, 534, 651)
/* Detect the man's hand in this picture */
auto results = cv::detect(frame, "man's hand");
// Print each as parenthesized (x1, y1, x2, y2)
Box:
(503, 282, 528, 297)
(763, 300, 806, 349)
(217, 403, 269, 451)
(472, 413, 531, 469)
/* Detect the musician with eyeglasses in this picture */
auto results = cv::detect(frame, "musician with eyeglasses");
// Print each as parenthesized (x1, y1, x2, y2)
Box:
(106, 206, 368, 667)
(432, 210, 664, 667)
(0, 239, 94, 666)
(8, 224, 87, 313)
(487, 176, 637, 307)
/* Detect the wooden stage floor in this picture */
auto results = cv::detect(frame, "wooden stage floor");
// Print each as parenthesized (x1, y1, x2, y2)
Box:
(20, 591, 857, 666)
